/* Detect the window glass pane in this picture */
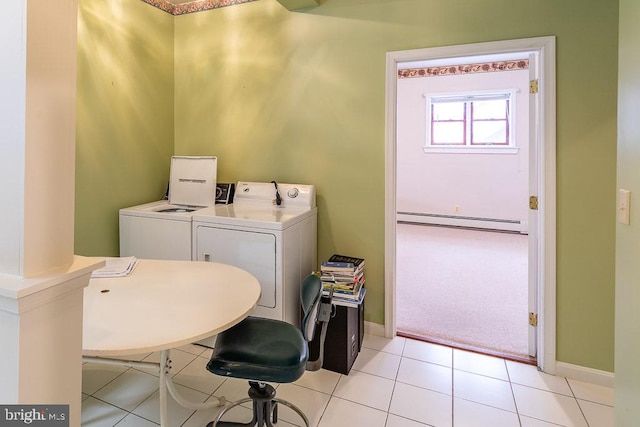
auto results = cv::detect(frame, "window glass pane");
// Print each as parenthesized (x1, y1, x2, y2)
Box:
(472, 121, 507, 145)
(433, 122, 465, 144)
(432, 102, 465, 120)
(473, 99, 508, 120)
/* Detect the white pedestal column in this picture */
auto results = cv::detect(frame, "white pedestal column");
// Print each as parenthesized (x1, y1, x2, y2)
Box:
(0, 1, 103, 426)
(0, 257, 103, 425)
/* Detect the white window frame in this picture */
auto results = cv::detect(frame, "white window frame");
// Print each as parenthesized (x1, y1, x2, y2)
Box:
(424, 89, 519, 154)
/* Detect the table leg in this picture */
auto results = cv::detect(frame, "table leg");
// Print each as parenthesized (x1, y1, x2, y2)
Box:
(84, 350, 227, 426)
(162, 348, 228, 409)
(160, 350, 170, 427)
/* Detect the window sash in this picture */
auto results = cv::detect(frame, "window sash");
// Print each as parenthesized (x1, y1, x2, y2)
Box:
(431, 102, 466, 145)
(470, 99, 509, 145)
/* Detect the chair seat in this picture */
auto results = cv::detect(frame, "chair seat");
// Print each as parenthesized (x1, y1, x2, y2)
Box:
(207, 317, 309, 384)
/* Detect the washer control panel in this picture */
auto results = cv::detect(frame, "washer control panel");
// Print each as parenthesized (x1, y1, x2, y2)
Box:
(234, 182, 315, 208)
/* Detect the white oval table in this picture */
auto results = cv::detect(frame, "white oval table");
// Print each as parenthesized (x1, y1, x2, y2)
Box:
(83, 259, 261, 426)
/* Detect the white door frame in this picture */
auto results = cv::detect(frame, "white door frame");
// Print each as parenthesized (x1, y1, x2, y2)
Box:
(384, 36, 556, 373)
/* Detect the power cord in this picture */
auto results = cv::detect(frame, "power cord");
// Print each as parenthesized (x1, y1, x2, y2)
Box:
(271, 180, 282, 206)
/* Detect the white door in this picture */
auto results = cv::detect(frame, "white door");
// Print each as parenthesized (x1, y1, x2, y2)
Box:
(194, 225, 277, 308)
(527, 52, 540, 358)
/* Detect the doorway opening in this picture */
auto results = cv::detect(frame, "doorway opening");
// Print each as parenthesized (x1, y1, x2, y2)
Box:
(395, 51, 532, 362)
(384, 37, 557, 372)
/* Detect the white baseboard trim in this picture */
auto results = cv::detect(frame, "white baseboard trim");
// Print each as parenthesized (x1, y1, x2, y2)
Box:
(397, 212, 528, 233)
(366, 322, 614, 388)
(555, 361, 614, 388)
(364, 321, 386, 337)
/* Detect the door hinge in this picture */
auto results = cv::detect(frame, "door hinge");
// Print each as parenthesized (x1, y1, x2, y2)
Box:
(529, 196, 539, 210)
(529, 312, 538, 327)
(530, 79, 539, 94)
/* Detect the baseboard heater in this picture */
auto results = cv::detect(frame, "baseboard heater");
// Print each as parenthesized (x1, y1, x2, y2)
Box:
(397, 212, 527, 233)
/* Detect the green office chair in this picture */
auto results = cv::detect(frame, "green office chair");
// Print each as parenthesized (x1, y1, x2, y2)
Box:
(206, 274, 333, 427)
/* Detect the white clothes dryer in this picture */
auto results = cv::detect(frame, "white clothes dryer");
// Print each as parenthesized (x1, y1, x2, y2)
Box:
(119, 156, 217, 260)
(192, 181, 317, 330)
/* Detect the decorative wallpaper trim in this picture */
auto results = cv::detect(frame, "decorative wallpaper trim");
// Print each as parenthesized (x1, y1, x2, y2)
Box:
(398, 59, 529, 79)
(141, 0, 258, 16)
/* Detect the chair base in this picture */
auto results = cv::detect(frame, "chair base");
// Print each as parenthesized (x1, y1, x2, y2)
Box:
(207, 382, 310, 427)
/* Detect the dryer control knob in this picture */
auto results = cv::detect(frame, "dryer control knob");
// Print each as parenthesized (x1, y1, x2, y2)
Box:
(287, 188, 299, 198)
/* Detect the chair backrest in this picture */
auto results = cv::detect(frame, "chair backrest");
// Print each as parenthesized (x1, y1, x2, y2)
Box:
(300, 274, 322, 342)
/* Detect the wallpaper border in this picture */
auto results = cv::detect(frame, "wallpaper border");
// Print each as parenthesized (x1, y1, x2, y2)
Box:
(398, 59, 529, 79)
(141, 0, 258, 16)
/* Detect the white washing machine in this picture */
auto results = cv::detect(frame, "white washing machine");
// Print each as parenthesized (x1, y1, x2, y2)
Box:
(192, 181, 317, 329)
(119, 156, 217, 260)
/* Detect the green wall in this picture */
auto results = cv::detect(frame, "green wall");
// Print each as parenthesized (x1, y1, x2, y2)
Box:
(75, 0, 619, 372)
(75, 0, 175, 256)
(616, 0, 640, 423)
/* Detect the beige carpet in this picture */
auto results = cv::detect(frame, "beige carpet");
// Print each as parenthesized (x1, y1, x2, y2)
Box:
(396, 223, 530, 359)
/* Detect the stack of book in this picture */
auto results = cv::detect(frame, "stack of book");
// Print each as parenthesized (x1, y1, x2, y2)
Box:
(321, 254, 366, 305)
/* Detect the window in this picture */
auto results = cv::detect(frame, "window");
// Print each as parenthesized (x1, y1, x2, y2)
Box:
(425, 91, 517, 153)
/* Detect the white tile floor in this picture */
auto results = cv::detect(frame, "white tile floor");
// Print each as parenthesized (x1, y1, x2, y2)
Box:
(81, 334, 614, 427)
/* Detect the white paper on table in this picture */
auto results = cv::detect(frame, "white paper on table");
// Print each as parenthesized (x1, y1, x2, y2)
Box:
(91, 256, 139, 278)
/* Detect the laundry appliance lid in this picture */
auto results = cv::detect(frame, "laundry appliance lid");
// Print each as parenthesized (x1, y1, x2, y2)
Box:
(192, 204, 317, 231)
(119, 200, 200, 221)
(191, 181, 316, 230)
(169, 156, 217, 207)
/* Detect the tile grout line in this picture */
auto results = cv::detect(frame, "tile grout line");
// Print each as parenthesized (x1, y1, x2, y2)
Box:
(504, 358, 525, 427)
(82, 336, 613, 427)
